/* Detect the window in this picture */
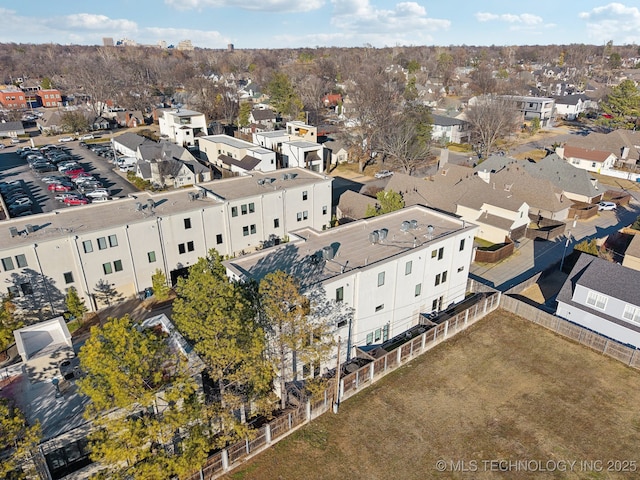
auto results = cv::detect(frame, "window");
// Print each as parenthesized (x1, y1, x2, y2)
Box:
(20, 282, 33, 295)
(415, 283, 422, 297)
(114, 260, 123, 272)
(97, 237, 108, 250)
(459, 239, 465, 251)
(405, 261, 412, 275)
(458, 266, 464, 273)
(303, 211, 308, 220)
(586, 291, 607, 310)
(103, 262, 113, 274)
(623, 305, 640, 324)
(337, 319, 347, 328)
(7, 286, 19, 297)
(377, 271, 385, 286)
(336, 287, 344, 302)
(83, 240, 93, 253)
(438, 247, 444, 260)
(302, 191, 308, 201)
(375, 329, 381, 341)
(108, 234, 118, 247)
(383, 324, 389, 341)
(216, 234, 223, 245)
(1, 257, 14, 271)
(248, 202, 255, 213)
(148, 251, 156, 263)
(187, 241, 194, 252)
(435, 274, 441, 286)
(231, 206, 238, 217)
(15, 254, 27, 268)
(178, 243, 186, 254)
(591, 162, 596, 168)
(274, 218, 280, 228)
(375, 304, 384, 312)
(442, 270, 448, 283)
(431, 249, 437, 258)
(241, 204, 248, 215)
(432, 298, 438, 311)
(184, 218, 192, 229)
(297, 212, 303, 222)
(366, 333, 374, 345)
(64, 272, 74, 284)
(243, 226, 249, 236)
(250, 225, 256, 235)
(322, 205, 328, 215)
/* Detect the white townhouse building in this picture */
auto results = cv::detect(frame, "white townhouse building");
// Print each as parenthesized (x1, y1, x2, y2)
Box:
(0, 169, 332, 314)
(224, 205, 478, 372)
(158, 108, 208, 147)
(198, 134, 277, 173)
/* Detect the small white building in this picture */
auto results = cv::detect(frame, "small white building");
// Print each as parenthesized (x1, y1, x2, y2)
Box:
(158, 108, 207, 147)
(281, 140, 325, 172)
(198, 134, 277, 173)
(556, 145, 616, 173)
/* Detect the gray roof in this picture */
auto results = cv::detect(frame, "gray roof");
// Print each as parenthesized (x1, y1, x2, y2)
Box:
(137, 161, 152, 179)
(255, 130, 289, 139)
(183, 159, 209, 174)
(523, 154, 601, 200)
(218, 154, 261, 171)
(432, 114, 466, 127)
(625, 234, 640, 260)
(139, 141, 195, 162)
(114, 132, 150, 151)
(337, 190, 375, 220)
(557, 253, 640, 333)
(566, 129, 640, 160)
(0, 121, 24, 133)
(202, 134, 255, 150)
(250, 109, 275, 121)
(553, 94, 589, 106)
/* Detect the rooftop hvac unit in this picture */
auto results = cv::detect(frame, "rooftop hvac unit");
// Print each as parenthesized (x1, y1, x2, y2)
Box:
(188, 192, 197, 201)
(369, 230, 380, 244)
(400, 221, 411, 232)
(147, 199, 155, 210)
(9, 227, 19, 238)
(378, 228, 388, 242)
(289, 172, 298, 179)
(257, 178, 265, 185)
(281, 173, 290, 180)
(409, 219, 418, 230)
(322, 245, 334, 260)
(266, 177, 275, 184)
(427, 225, 434, 238)
(25, 224, 35, 233)
(135, 202, 143, 211)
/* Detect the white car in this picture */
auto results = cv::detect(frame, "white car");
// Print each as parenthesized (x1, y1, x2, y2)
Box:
(598, 201, 617, 211)
(79, 134, 95, 140)
(11, 138, 21, 144)
(85, 189, 109, 199)
(375, 170, 394, 179)
(58, 136, 75, 143)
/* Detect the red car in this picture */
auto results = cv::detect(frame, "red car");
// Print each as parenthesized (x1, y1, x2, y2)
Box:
(48, 183, 74, 192)
(62, 167, 85, 177)
(64, 196, 89, 205)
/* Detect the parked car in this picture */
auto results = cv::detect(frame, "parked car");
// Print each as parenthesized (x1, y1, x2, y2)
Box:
(90, 196, 112, 203)
(58, 136, 75, 143)
(11, 137, 21, 144)
(64, 196, 89, 206)
(85, 189, 109, 199)
(55, 193, 77, 202)
(375, 170, 394, 179)
(598, 201, 617, 211)
(61, 168, 85, 177)
(8, 204, 32, 216)
(9, 197, 33, 207)
(33, 164, 59, 173)
(41, 175, 68, 184)
(79, 134, 95, 140)
(48, 183, 74, 192)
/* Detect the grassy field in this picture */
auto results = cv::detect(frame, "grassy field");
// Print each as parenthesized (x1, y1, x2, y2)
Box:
(222, 310, 640, 480)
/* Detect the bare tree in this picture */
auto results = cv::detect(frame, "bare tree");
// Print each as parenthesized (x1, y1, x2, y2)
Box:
(465, 95, 521, 160)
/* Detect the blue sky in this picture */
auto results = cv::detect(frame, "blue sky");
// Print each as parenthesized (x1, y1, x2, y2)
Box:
(1, 1, 640, 49)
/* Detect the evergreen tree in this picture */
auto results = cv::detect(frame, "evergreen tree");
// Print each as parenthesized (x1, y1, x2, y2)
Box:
(0, 398, 41, 479)
(0, 296, 20, 354)
(265, 72, 304, 120)
(600, 79, 640, 130)
(65, 286, 87, 323)
(365, 190, 405, 217)
(151, 269, 170, 301)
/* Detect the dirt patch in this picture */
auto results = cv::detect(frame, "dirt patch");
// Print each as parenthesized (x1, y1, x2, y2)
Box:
(222, 310, 640, 480)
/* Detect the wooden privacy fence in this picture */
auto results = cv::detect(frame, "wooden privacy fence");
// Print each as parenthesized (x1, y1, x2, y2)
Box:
(500, 295, 640, 369)
(184, 291, 501, 480)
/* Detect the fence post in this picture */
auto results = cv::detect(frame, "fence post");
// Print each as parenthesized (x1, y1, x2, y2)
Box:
(265, 424, 272, 444)
(603, 340, 609, 355)
(222, 449, 229, 471)
(370, 362, 375, 381)
(630, 349, 637, 367)
(397, 346, 401, 364)
(339, 378, 344, 400)
(355, 370, 359, 389)
(421, 331, 426, 351)
(496, 291, 501, 307)
(384, 354, 388, 372)
(288, 412, 292, 429)
(483, 298, 488, 314)
(246, 438, 250, 454)
(464, 309, 469, 326)
(306, 399, 311, 422)
(444, 320, 449, 338)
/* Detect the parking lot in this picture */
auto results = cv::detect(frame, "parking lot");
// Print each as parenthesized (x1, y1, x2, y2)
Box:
(0, 139, 139, 219)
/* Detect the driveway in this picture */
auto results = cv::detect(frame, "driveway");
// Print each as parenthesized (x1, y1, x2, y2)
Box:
(470, 201, 640, 290)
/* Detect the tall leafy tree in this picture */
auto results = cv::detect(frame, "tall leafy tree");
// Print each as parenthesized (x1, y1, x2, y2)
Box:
(265, 72, 304, 120)
(0, 296, 20, 354)
(151, 269, 170, 302)
(172, 250, 274, 415)
(78, 315, 208, 478)
(379, 104, 432, 174)
(365, 190, 405, 217)
(599, 79, 640, 130)
(65, 286, 87, 323)
(0, 398, 41, 479)
(259, 271, 331, 409)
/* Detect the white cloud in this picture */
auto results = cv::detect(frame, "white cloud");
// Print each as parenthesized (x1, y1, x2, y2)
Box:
(578, 3, 640, 43)
(164, 0, 324, 13)
(61, 14, 138, 31)
(329, 0, 450, 43)
(475, 12, 542, 25)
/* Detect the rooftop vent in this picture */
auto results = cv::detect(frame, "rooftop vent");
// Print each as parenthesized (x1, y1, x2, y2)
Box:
(427, 225, 434, 238)
(188, 192, 198, 201)
(378, 228, 388, 242)
(257, 178, 265, 185)
(400, 221, 411, 232)
(135, 202, 143, 211)
(369, 230, 380, 244)
(409, 219, 418, 230)
(322, 245, 335, 260)
(281, 173, 290, 180)
(25, 224, 35, 233)
(147, 199, 155, 211)
(289, 172, 298, 179)
(265, 177, 275, 184)
(9, 227, 19, 238)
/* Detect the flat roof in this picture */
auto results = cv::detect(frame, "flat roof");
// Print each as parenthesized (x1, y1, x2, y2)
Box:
(248, 146, 273, 155)
(163, 108, 203, 118)
(225, 205, 475, 288)
(255, 131, 289, 138)
(2, 168, 329, 247)
(286, 140, 321, 149)
(201, 134, 255, 149)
